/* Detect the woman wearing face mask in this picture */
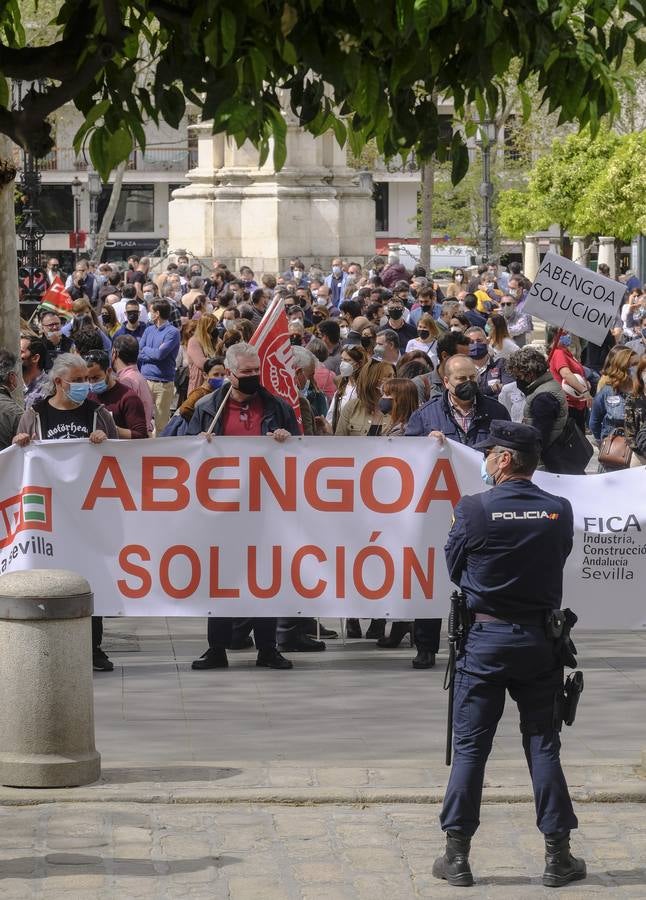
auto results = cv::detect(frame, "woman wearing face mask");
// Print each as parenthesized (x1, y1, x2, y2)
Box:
(190, 293, 214, 320)
(13, 353, 118, 445)
(334, 359, 395, 437)
(187, 314, 223, 394)
(168, 356, 227, 429)
(405, 313, 440, 361)
(548, 330, 590, 432)
(100, 303, 120, 337)
(360, 325, 378, 354)
(449, 313, 470, 334)
(371, 377, 421, 649)
(486, 314, 519, 360)
(65, 300, 113, 353)
(625, 356, 646, 465)
(13, 353, 118, 674)
(335, 359, 395, 641)
(589, 347, 638, 469)
(326, 345, 369, 431)
(446, 268, 466, 299)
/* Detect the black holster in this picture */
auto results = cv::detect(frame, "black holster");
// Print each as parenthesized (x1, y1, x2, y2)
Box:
(554, 670, 584, 729)
(546, 607, 579, 669)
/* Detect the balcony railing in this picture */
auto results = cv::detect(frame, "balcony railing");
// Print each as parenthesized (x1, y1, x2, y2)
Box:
(14, 146, 198, 173)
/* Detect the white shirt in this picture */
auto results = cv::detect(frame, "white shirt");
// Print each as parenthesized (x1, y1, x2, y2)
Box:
(111, 299, 147, 324)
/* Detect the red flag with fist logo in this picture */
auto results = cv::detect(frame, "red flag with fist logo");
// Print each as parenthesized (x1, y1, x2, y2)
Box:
(249, 295, 303, 433)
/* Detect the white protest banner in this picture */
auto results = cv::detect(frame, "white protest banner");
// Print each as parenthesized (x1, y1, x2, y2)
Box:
(522, 251, 623, 344)
(1, 438, 644, 627)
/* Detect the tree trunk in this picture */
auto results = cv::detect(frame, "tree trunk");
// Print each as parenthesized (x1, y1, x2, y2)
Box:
(0, 135, 22, 394)
(91, 159, 127, 263)
(419, 160, 434, 272)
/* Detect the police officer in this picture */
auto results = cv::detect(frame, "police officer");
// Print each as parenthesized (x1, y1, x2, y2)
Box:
(433, 421, 585, 888)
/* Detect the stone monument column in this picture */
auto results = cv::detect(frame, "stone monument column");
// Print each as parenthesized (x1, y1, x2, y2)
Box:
(168, 116, 375, 273)
(571, 236, 587, 267)
(597, 236, 616, 277)
(523, 235, 540, 282)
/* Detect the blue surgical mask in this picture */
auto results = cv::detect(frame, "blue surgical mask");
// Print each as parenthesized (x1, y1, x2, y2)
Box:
(65, 381, 91, 404)
(90, 379, 108, 395)
(208, 377, 224, 391)
(559, 334, 572, 348)
(480, 455, 496, 486)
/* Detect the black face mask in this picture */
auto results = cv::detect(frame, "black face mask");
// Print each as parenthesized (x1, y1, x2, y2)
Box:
(420, 303, 432, 311)
(289, 335, 302, 346)
(454, 380, 478, 402)
(236, 374, 261, 395)
(418, 329, 430, 340)
(101, 314, 111, 325)
(126, 311, 139, 323)
(515, 377, 531, 394)
(360, 335, 374, 350)
(388, 307, 404, 320)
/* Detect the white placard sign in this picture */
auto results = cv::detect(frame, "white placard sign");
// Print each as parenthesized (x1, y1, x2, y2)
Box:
(523, 251, 623, 344)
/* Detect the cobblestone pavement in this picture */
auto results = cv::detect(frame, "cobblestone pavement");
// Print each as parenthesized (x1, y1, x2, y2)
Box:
(0, 802, 645, 899)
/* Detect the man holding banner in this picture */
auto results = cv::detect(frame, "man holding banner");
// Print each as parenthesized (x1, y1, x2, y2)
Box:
(188, 341, 300, 671)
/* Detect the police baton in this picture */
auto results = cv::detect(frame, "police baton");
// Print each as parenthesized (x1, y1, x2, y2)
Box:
(443, 590, 464, 767)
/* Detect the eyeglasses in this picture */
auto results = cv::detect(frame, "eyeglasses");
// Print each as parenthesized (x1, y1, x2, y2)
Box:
(82, 351, 110, 367)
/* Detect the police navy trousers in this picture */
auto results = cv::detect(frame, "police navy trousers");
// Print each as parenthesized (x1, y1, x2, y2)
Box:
(440, 622, 578, 838)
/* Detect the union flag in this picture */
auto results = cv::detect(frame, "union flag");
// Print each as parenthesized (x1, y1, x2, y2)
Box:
(40, 276, 73, 314)
(249, 295, 303, 433)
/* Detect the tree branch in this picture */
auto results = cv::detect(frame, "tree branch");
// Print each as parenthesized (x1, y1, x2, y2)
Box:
(0, 40, 85, 81)
(147, 1, 193, 25)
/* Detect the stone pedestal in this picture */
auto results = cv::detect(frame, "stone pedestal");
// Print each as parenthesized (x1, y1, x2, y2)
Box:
(0, 570, 101, 787)
(523, 235, 540, 282)
(571, 236, 587, 267)
(169, 120, 375, 273)
(597, 236, 616, 277)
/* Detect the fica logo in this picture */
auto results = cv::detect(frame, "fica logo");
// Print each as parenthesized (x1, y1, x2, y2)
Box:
(0, 486, 53, 550)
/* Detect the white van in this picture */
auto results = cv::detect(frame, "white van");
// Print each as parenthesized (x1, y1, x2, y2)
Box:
(394, 243, 477, 273)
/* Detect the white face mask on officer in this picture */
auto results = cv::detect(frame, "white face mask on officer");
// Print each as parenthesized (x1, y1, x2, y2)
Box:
(480, 451, 502, 486)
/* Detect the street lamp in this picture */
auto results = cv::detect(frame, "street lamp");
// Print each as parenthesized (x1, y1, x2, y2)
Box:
(71, 176, 83, 264)
(87, 171, 102, 256)
(476, 121, 497, 264)
(14, 79, 47, 314)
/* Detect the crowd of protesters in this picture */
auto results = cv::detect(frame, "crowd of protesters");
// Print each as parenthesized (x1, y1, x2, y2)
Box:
(4, 250, 646, 672)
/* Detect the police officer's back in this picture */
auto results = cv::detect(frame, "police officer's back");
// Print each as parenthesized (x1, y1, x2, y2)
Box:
(433, 421, 585, 889)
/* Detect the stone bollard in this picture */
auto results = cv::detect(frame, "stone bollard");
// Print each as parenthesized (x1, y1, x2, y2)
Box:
(0, 570, 101, 787)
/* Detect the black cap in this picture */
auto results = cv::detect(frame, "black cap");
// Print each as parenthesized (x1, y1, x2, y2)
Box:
(474, 420, 541, 452)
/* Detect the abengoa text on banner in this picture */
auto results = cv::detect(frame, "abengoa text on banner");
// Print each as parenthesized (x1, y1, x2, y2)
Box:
(1, 438, 644, 627)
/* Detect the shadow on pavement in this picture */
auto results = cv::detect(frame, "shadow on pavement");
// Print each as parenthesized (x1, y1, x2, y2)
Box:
(0, 854, 240, 878)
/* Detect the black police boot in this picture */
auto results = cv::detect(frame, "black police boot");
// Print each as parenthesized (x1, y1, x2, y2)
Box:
(92, 648, 114, 672)
(432, 830, 474, 887)
(191, 648, 228, 670)
(365, 618, 386, 639)
(377, 621, 412, 648)
(542, 832, 586, 888)
(256, 649, 293, 669)
(346, 618, 362, 638)
(412, 648, 436, 669)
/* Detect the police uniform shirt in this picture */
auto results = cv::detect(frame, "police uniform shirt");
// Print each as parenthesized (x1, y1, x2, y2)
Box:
(445, 479, 574, 620)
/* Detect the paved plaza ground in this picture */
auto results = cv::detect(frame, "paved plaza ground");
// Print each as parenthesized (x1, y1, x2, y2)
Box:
(0, 619, 644, 898)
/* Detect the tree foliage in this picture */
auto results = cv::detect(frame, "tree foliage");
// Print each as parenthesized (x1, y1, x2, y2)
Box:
(0, 0, 643, 183)
(496, 128, 622, 238)
(573, 131, 646, 240)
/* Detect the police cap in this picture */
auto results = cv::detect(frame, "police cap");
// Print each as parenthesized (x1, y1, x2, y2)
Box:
(474, 420, 542, 452)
